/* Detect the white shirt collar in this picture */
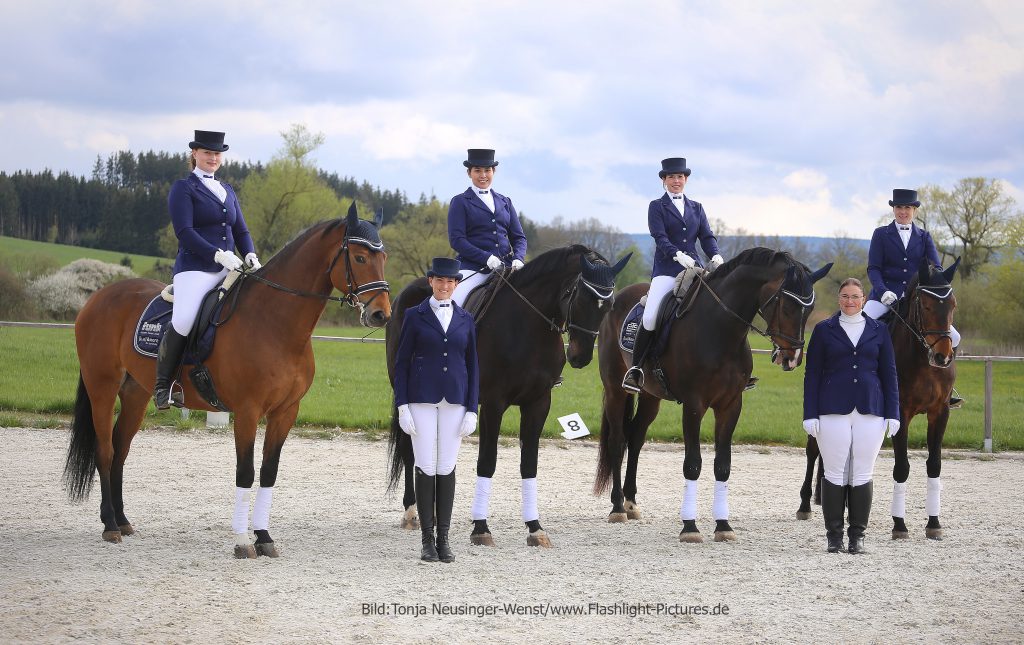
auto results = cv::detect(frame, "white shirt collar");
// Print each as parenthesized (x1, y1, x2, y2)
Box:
(429, 296, 452, 310)
(839, 312, 865, 324)
(193, 167, 215, 180)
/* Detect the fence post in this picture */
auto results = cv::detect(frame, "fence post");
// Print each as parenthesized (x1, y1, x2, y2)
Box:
(984, 359, 993, 453)
(208, 411, 230, 428)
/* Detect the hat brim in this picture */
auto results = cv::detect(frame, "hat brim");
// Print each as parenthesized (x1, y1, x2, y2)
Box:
(659, 169, 691, 178)
(889, 200, 921, 207)
(463, 161, 499, 168)
(189, 142, 229, 152)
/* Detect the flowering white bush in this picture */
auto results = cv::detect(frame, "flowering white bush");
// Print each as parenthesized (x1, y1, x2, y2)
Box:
(27, 259, 135, 320)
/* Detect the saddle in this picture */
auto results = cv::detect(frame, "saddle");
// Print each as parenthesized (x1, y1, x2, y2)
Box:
(618, 266, 706, 355)
(461, 270, 508, 322)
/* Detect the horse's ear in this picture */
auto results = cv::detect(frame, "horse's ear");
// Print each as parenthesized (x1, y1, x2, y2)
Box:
(374, 207, 384, 229)
(580, 254, 595, 274)
(942, 256, 961, 284)
(346, 201, 358, 229)
(918, 256, 932, 284)
(611, 252, 633, 277)
(809, 262, 833, 284)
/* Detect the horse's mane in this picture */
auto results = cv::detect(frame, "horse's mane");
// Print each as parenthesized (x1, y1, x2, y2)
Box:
(712, 247, 802, 276)
(511, 244, 608, 287)
(262, 219, 340, 268)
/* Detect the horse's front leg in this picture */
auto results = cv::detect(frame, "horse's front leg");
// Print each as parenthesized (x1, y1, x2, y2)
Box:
(230, 410, 260, 559)
(244, 402, 299, 558)
(924, 405, 950, 540)
(710, 399, 742, 542)
(796, 436, 820, 520)
(890, 411, 912, 539)
(679, 399, 707, 543)
(519, 394, 553, 548)
(470, 402, 506, 547)
(622, 394, 661, 520)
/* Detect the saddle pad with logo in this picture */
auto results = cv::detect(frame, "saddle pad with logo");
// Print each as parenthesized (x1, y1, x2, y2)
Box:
(133, 296, 217, 365)
(618, 301, 677, 354)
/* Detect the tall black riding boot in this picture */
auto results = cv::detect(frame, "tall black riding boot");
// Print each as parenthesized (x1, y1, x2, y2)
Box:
(435, 468, 456, 563)
(821, 479, 847, 553)
(847, 481, 873, 554)
(415, 467, 439, 562)
(153, 328, 188, 410)
(621, 326, 654, 393)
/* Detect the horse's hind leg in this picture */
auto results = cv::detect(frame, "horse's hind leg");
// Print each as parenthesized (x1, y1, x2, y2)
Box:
(110, 375, 150, 535)
(924, 406, 950, 540)
(890, 415, 912, 539)
(622, 393, 661, 520)
(82, 370, 126, 543)
(797, 437, 820, 520)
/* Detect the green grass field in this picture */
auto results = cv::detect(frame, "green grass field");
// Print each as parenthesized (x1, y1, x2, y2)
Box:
(1, 324, 1021, 450)
(0, 235, 167, 275)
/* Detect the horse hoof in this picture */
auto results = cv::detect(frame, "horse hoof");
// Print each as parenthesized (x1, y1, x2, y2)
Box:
(608, 512, 628, 523)
(925, 528, 943, 540)
(470, 533, 496, 547)
(234, 544, 258, 559)
(400, 507, 419, 530)
(527, 530, 553, 548)
(102, 530, 122, 543)
(892, 530, 910, 540)
(624, 501, 641, 520)
(118, 523, 135, 536)
(255, 542, 280, 558)
(795, 511, 812, 520)
(679, 531, 703, 544)
(713, 530, 737, 542)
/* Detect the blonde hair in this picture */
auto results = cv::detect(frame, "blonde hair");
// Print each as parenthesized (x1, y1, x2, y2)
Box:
(188, 150, 197, 171)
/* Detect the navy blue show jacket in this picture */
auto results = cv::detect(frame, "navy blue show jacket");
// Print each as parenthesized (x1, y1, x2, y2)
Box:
(803, 312, 900, 421)
(447, 188, 527, 272)
(866, 222, 941, 301)
(648, 194, 720, 278)
(168, 174, 255, 274)
(393, 298, 479, 411)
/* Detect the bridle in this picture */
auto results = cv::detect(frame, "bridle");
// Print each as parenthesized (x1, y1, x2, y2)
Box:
(495, 269, 614, 337)
(888, 284, 955, 366)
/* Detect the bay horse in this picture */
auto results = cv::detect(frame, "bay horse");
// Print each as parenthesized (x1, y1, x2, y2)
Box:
(386, 245, 631, 547)
(797, 257, 959, 540)
(595, 248, 832, 542)
(63, 205, 390, 557)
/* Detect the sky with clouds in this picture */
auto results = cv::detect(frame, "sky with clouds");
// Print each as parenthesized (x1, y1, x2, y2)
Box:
(1, 0, 1022, 237)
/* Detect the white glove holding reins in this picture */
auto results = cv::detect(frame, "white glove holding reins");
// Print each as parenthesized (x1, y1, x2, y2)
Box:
(885, 418, 901, 438)
(881, 290, 898, 306)
(245, 253, 262, 270)
(674, 251, 695, 269)
(708, 254, 725, 271)
(510, 259, 524, 271)
(485, 255, 503, 271)
(802, 419, 819, 439)
(214, 249, 243, 271)
(459, 412, 478, 437)
(397, 404, 417, 437)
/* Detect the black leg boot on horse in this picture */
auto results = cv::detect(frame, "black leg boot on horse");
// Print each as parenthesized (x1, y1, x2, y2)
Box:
(847, 481, 873, 554)
(153, 328, 188, 410)
(621, 326, 654, 393)
(435, 469, 456, 563)
(415, 468, 439, 562)
(822, 479, 847, 553)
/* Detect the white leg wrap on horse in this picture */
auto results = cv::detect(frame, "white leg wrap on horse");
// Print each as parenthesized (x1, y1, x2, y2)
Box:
(232, 487, 250, 535)
(472, 476, 492, 521)
(252, 486, 273, 531)
(712, 480, 729, 521)
(680, 478, 698, 521)
(521, 477, 539, 522)
(891, 481, 908, 518)
(926, 477, 942, 516)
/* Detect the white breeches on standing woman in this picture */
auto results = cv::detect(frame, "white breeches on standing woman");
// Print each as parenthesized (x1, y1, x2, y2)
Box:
(642, 275, 677, 330)
(864, 299, 961, 346)
(817, 410, 886, 487)
(452, 269, 488, 307)
(409, 400, 466, 476)
(171, 268, 229, 335)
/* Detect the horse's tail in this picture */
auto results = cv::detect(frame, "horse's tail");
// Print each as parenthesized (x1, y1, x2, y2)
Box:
(594, 391, 635, 495)
(63, 373, 97, 502)
(385, 397, 412, 495)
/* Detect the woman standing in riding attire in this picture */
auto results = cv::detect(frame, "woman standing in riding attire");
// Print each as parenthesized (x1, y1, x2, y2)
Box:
(153, 130, 261, 410)
(394, 257, 480, 562)
(803, 278, 900, 554)
(447, 149, 528, 306)
(865, 188, 962, 407)
(621, 157, 724, 393)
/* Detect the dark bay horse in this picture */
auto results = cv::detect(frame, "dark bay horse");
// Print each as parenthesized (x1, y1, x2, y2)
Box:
(63, 206, 390, 557)
(386, 245, 630, 547)
(797, 258, 959, 540)
(596, 248, 832, 542)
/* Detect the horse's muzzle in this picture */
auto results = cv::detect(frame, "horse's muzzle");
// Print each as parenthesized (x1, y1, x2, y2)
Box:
(361, 307, 390, 328)
(774, 347, 802, 371)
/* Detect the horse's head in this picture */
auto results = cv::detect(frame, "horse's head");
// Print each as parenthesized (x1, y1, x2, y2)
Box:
(760, 258, 833, 371)
(563, 250, 632, 368)
(329, 204, 391, 327)
(908, 256, 959, 367)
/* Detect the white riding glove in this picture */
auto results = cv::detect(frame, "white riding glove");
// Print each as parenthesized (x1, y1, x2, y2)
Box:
(674, 251, 695, 269)
(397, 404, 417, 437)
(245, 253, 262, 270)
(214, 249, 243, 271)
(885, 418, 901, 438)
(880, 291, 898, 306)
(459, 412, 478, 437)
(708, 254, 725, 271)
(802, 419, 819, 439)
(485, 255, 503, 271)
(510, 259, 524, 271)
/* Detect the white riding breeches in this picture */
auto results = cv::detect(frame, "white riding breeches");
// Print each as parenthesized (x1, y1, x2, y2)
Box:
(817, 410, 886, 487)
(864, 299, 961, 346)
(409, 400, 466, 476)
(452, 269, 488, 307)
(643, 275, 677, 331)
(171, 268, 229, 335)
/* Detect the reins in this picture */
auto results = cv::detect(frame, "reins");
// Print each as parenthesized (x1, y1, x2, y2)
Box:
(493, 265, 613, 337)
(888, 284, 954, 359)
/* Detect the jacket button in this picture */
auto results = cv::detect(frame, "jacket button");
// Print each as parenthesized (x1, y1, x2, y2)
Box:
(853, 378, 858, 383)
(491, 219, 495, 223)
(853, 365, 858, 369)
(443, 338, 447, 343)
(495, 243, 499, 247)
(222, 208, 227, 213)
(682, 227, 687, 231)
(903, 269, 907, 272)
(443, 367, 448, 372)
(904, 257, 907, 261)
(222, 237, 227, 241)
(443, 352, 448, 357)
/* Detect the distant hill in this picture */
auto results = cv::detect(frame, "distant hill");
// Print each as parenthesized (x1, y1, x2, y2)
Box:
(0, 235, 167, 275)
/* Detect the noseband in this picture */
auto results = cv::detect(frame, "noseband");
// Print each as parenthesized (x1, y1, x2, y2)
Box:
(890, 285, 955, 367)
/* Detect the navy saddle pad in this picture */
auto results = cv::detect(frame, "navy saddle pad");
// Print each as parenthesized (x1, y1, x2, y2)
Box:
(133, 296, 218, 365)
(618, 300, 677, 354)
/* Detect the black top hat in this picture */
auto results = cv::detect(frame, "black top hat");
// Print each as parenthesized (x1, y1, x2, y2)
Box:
(427, 257, 463, 280)
(464, 149, 499, 168)
(189, 130, 229, 152)
(659, 157, 691, 178)
(889, 188, 921, 207)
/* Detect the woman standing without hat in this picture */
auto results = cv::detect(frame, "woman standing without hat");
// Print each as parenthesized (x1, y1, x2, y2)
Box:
(864, 188, 962, 407)
(394, 258, 480, 562)
(153, 130, 261, 409)
(621, 157, 725, 393)
(803, 278, 900, 554)
(447, 149, 528, 306)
